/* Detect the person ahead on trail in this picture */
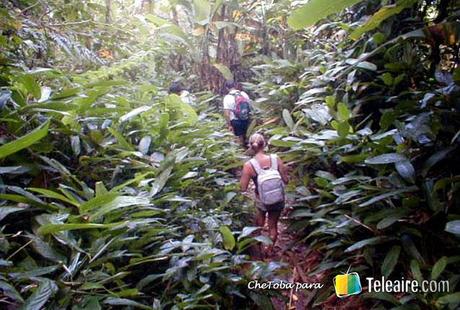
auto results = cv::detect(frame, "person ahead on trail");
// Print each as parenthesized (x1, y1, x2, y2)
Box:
(223, 80, 251, 145)
(240, 133, 289, 249)
(169, 81, 195, 105)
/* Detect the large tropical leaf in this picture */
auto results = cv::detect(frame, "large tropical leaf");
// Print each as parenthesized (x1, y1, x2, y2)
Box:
(0, 121, 50, 160)
(288, 0, 364, 30)
(20, 278, 58, 310)
(350, 0, 418, 40)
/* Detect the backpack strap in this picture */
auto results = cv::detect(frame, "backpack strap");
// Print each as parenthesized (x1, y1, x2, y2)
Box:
(249, 158, 263, 175)
(270, 154, 278, 170)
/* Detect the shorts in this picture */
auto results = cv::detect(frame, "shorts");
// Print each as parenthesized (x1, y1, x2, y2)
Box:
(256, 200, 285, 213)
(231, 119, 249, 137)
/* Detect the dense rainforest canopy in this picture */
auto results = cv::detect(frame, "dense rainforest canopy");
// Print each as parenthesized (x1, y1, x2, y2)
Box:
(0, 0, 459, 309)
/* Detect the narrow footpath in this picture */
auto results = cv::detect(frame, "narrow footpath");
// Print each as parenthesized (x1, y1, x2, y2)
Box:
(238, 150, 365, 309)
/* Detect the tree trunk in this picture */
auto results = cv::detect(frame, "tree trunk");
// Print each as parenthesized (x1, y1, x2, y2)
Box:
(169, 6, 184, 73)
(215, 5, 241, 93)
(105, 0, 112, 23)
(143, 0, 153, 14)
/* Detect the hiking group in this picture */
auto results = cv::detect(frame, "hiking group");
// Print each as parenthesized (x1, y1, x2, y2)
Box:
(169, 79, 289, 256)
(222, 80, 289, 256)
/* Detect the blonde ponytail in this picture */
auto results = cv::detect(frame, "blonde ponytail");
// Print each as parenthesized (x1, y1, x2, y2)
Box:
(249, 133, 266, 152)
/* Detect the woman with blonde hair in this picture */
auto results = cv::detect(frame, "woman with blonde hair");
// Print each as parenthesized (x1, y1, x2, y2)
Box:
(240, 133, 289, 252)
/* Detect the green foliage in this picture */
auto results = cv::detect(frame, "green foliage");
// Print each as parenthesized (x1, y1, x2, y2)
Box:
(251, 1, 460, 308)
(350, 0, 418, 40)
(288, 0, 364, 29)
(0, 121, 50, 160)
(213, 63, 234, 81)
(0, 54, 272, 310)
(1, 0, 459, 309)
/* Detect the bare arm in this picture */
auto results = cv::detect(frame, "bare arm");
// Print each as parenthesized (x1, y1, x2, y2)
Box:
(277, 157, 289, 184)
(223, 109, 231, 125)
(223, 110, 233, 131)
(240, 162, 253, 192)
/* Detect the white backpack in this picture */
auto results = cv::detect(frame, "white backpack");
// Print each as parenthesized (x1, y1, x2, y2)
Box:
(250, 154, 285, 205)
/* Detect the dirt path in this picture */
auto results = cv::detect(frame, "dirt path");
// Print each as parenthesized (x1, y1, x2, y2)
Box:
(236, 151, 322, 308)
(260, 206, 323, 309)
(236, 141, 365, 309)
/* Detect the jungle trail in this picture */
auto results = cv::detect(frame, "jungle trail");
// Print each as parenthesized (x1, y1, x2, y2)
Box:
(0, 1, 459, 310)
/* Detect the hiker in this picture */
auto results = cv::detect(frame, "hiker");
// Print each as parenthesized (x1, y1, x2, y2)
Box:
(240, 133, 289, 251)
(169, 81, 195, 106)
(223, 80, 251, 145)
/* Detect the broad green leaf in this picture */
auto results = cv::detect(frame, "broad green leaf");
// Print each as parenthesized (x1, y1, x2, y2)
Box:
(73, 296, 101, 310)
(70, 136, 80, 156)
(120, 106, 152, 123)
(337, 102, 350, 121)
(445, 220, 460, 235)
(288, 0, 364, 30)
(50, 87, 79, 100)
(381, 73, 394, 86)
(0, 166, 31, 174)
(431, 256, 447, 280)
(246, 119, 257, 136)
(395, 160, 415, 183)
(27, 233, 66, 263)
(376, 215, 402, 230)
(344, 236, 387, 253)
(269, 139, 297, 148)
(410, 260, 423, 283)
(0, 259, 13, 267)
(103, 297, 151, 310)
(0, 280, 24, 303)
(20, 278, 58, 310)
(337, 121, 350, 138)
(193, 0, 211, 25)
(340, 154, 368, 163)
(150, 166, 173, 197)
(219, 225, 235, 251)
(158, 24, 191, 47)
(0, 120, 50, 160)
(108, 127, 134, 151)
(355, 61, 378, 71)
(164, 94, 198, 125)
(402, 235, 425, 264)
(95, 181, 108, 196)
(159, 112, 169, 142)
(238, 227, 260, 241)
(421, 147, 455, 177)
(38, 223, 119, 235)
(145, 14, 168, 26)
(138, 136, 152, 155)
(0, 206, 26, 221)
(253, 235, 273, 245)
(79, 193, 119, 212)
(436, 292, 460, 306)
(381, 246, 400, 277)
(10, 266, 59, 279)
(17, 74, 41, 99)
(359, 187, 417, 207)
(350, 0, 418, 39)
(112, 172, 155, 192)
(282, 109, 295, 130)
(89, 196, 150, 221)
(28, 188, 80, 207)
(213, 63, 233, 80)
(365, 153, 407, 164)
